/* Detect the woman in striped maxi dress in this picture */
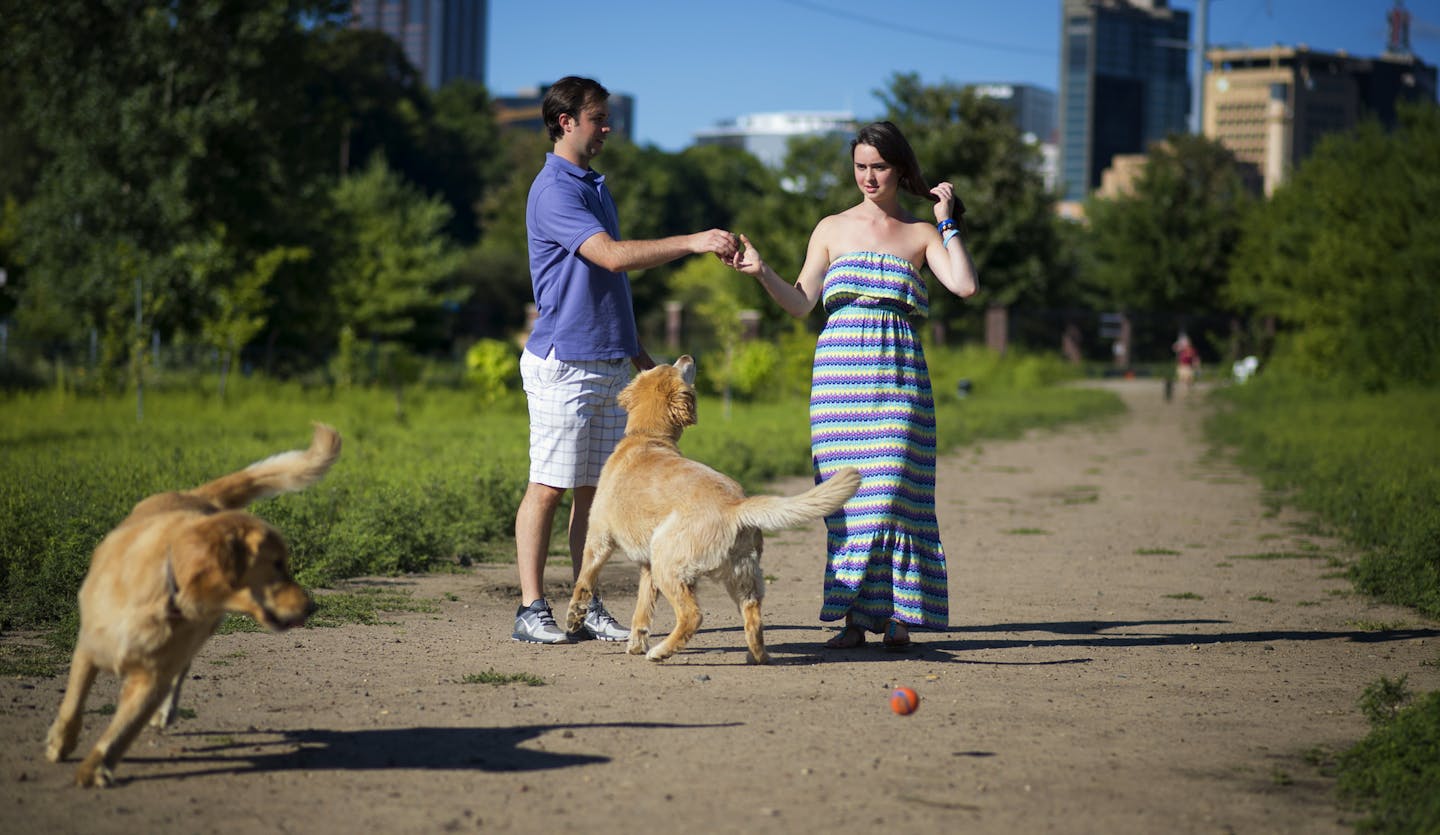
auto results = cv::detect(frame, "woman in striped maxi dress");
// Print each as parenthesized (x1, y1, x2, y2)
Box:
(730, 121, 979, 650)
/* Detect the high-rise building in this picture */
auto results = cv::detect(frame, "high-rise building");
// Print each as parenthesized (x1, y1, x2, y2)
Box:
(1058, 0, 1191, 201)
(692, 112, 858, 168)
(974, 83, 1059, 143)
(350, 0, 487, 89)
(1204, 45, 1436, 194)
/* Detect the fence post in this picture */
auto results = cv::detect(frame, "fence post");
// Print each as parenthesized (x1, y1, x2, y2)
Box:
(985, 305, 1008, 355)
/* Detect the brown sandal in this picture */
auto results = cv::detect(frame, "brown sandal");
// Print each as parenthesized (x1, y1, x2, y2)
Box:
(882, 620, 912, 651)
(824, 625, 867, 649)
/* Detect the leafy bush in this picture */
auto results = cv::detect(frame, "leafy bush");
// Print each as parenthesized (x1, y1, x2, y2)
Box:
(1337, 688, 1440, 834)
(729, 340, 781, 399)
(464, 338, 519, 405)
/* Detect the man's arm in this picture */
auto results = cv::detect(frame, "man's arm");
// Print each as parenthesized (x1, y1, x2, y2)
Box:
(578, 229, 737, 273)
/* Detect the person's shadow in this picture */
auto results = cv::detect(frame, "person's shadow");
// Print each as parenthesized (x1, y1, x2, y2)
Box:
(679, 619, 1440, 665)
(124, 721, 738, 782)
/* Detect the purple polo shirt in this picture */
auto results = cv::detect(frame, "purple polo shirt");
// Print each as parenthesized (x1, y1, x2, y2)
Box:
(524, 152, 639, 361)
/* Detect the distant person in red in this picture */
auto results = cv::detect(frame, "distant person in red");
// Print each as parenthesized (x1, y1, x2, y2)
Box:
(1173, 333, 1200, 394)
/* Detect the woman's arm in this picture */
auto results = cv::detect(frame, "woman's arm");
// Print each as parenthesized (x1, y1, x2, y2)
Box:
(733, 223, 830, 318)
(926, 183, 979, 298)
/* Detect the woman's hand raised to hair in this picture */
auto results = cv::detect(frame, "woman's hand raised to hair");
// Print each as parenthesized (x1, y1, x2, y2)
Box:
(929, 182, 953, 222)
(929, 182, 964, 224)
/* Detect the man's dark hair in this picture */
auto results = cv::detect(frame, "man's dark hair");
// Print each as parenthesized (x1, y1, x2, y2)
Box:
(543, 76, 609, 141)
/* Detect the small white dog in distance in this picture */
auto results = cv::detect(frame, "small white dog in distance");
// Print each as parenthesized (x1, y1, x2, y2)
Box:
(565, 355, 861, 665)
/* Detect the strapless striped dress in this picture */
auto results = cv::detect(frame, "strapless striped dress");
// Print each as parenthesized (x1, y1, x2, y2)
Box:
(812, 251, 947, 631)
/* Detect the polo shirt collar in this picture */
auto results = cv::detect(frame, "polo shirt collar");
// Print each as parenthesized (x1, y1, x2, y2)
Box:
(547, 152, 602, 184)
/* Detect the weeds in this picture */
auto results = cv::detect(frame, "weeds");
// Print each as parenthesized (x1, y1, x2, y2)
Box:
(462, 669, 545, 687)
(1337, 686, 1440, 833)
(1359, 676, 1412, 726)
(309, 588, 439, 627)
(0, 365, 1123, 636)
(1210, 381, 1440, 618)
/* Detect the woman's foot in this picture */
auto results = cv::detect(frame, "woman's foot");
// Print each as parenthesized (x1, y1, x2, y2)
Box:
(824, 624, 867, 649)
(882, 619, 912, 651)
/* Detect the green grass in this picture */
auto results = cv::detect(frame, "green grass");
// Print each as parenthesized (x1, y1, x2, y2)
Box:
(309, 587, 440, 627)
(1337, 683, 1440, 834)
(1163, 592, 1204, 600)
(1210, 379, 1440, 618)
(1136, 547, 1182, 556)
(462, 669, 546, 686)
(0, 351, 1123, 648)
(1004, 528, 1050, 536)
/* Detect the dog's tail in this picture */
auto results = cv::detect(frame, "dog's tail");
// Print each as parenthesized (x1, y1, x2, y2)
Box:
(735, 467, 861, 531)
(189, 423, 342, 509)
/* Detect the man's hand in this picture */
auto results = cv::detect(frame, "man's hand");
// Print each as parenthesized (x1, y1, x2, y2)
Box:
(691, 229, 740, 261)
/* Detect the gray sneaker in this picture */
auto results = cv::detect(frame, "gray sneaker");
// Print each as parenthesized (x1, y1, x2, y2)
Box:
(512, 599, 573, 644)
(571, 597, 630, 642)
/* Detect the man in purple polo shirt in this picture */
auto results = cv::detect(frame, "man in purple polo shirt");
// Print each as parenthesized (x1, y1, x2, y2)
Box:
(512, 76, 739, 644)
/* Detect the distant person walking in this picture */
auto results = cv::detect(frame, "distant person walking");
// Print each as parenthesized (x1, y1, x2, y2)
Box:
(512, 76, 739, 644)
(1173, 333, 1200, 394)
(729, 121, 978, 650)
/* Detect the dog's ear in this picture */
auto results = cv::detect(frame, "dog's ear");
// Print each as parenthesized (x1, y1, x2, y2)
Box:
(670, 379, 697, 427)
(168, 515, 251, 610)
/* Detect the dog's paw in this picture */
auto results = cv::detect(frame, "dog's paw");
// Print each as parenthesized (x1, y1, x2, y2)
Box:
(45, 724, 76, 762)
(645, 645, 673, 662)
(149, 705, 173, 730)
(75, 758, 115, 789)
(626, 635, 648, 655)
(563, 605, 586, 635)
(747, 651, 771, 665)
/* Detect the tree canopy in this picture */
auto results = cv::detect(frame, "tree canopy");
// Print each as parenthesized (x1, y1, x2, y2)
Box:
(1226, 104, 1440, 389)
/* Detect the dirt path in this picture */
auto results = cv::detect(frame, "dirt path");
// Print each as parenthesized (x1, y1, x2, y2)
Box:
(3, 380, 1437, 834)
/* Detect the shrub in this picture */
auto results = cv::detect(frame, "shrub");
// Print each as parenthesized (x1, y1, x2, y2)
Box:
(464, 339, 519, 405)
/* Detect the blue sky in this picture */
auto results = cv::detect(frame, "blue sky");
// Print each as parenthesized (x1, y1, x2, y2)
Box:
(487, 0, 1439, 151)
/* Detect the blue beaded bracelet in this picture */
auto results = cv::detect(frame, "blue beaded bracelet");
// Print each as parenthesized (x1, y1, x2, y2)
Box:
(937, 218, 958, 233)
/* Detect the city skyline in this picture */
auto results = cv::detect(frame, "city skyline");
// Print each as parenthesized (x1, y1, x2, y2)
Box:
(486, 0, 1439, 151)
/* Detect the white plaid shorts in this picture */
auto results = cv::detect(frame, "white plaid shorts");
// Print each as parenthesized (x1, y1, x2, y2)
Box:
(520, 348, 629, 488)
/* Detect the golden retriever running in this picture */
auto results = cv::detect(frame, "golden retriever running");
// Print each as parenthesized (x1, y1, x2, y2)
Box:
(45, 423, 341, 787)
(565, 356, 860, 665)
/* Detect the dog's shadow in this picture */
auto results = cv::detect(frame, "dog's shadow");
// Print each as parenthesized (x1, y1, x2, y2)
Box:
(124, 721, 737, 782)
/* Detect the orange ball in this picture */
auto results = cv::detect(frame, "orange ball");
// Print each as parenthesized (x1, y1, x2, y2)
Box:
(890, 686, 919, 715)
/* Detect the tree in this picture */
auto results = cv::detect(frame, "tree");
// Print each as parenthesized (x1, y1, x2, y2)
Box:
(1226, 105, 1440, 389)
(427, 80, 507, 244)
(878, 73, 1066, 336)
(1083, 134, 1254, 317)
(329, 156, 466, 343)
(1, 0, 348, 358)
(175, 229, 310, 397)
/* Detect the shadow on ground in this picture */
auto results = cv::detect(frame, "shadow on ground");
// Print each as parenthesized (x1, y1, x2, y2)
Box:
(121, 720, 739, 783)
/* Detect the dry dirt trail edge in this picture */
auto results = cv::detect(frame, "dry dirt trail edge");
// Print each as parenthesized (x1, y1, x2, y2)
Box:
(2, 379, 1435, 834)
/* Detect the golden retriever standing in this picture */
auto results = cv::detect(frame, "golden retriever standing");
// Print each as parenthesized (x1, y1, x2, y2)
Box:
(45, 423, 341, 787)
(565, 356, 860, 665)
